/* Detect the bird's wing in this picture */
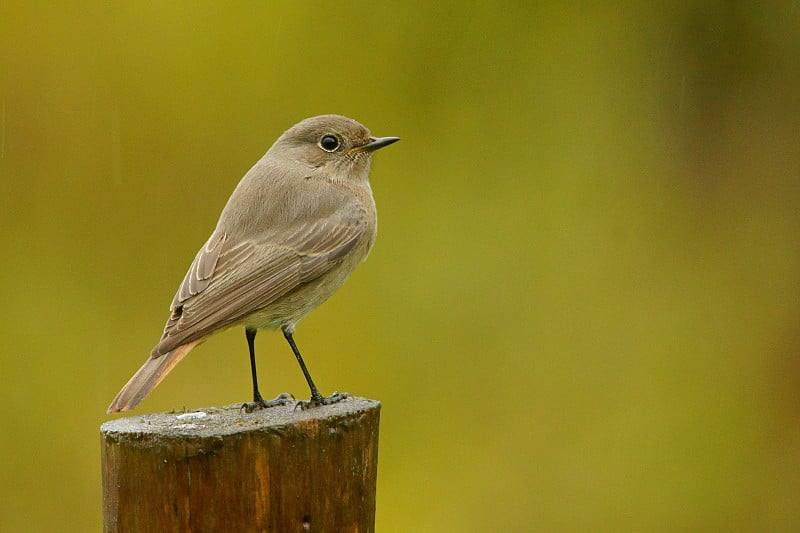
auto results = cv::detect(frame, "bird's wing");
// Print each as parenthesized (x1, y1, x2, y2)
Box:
(172, 230, 228, 307)
(152, 212, 366, 356)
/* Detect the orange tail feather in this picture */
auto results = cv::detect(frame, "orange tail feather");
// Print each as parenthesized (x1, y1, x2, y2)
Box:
(107, 340, 199, 413)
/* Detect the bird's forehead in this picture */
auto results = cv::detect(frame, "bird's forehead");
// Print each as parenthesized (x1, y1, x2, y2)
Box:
(289, 115, 371, 142)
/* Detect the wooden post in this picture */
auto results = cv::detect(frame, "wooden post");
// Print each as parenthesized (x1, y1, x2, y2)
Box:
(101, 397, 381, 532)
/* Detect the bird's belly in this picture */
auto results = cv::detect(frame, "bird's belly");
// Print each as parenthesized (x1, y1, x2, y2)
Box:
(243, 246, 368, 331)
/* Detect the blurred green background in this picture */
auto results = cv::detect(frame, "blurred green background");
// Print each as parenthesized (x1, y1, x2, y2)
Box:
(1, 2, 799, 531)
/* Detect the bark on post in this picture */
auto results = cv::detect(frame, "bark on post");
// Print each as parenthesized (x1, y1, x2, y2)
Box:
(101, 397, 381, 532)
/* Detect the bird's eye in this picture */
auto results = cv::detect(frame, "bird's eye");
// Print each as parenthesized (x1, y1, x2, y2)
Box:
(319, 134, 340, 152)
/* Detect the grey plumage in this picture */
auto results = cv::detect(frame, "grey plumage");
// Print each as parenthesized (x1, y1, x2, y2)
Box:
(108, 115, 398, 413)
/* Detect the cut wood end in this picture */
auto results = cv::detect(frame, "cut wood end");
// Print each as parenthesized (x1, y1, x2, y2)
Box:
(101, 396, 381, 442)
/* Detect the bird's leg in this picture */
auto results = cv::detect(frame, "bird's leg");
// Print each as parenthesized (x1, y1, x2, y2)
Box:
(241, 327, 294, 413)
(247, 328, 264, 402)
(282, 326, 348, 410)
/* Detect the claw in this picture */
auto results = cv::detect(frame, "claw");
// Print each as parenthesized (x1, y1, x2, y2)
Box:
(241, 392, 295, 413)
(294, 392, 350, 411)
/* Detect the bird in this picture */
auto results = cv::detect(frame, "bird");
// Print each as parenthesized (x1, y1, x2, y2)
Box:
(107, 114, 399, 413)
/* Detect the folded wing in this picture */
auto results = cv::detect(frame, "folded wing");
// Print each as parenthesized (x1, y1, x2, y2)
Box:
(153, 212, 366, 356)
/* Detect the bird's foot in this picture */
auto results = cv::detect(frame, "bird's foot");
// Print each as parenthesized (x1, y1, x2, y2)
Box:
(295, 391, 350, 411)
(241, 392, 295, 413)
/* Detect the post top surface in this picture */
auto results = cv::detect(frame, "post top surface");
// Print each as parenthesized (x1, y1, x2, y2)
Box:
(101, 396, 380, 440)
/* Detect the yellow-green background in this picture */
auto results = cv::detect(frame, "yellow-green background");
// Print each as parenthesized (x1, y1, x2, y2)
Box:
(1, 2, 798, 531)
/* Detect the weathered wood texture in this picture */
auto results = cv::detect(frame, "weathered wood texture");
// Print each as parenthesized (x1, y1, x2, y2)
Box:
(101, 397, 381, 532)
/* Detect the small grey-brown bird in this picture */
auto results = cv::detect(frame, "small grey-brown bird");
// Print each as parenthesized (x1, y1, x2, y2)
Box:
(107, 115, 398, 413)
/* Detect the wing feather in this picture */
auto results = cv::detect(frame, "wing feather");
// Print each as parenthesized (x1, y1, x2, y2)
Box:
(152, 213, 365, 356)
(174, 231, 227, 305)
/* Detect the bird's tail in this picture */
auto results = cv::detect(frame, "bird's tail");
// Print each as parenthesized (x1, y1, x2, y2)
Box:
(107, 340, 199, 413)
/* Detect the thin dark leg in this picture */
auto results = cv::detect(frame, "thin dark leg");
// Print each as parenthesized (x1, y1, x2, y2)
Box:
(283, 326, 348, 408)
(247, 327, 263, 403)
(241, 327, 294, 413)
(283, 328, 323, 402)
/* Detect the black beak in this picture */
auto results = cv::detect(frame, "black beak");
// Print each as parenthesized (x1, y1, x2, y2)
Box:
(361, 136, 400, 152)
